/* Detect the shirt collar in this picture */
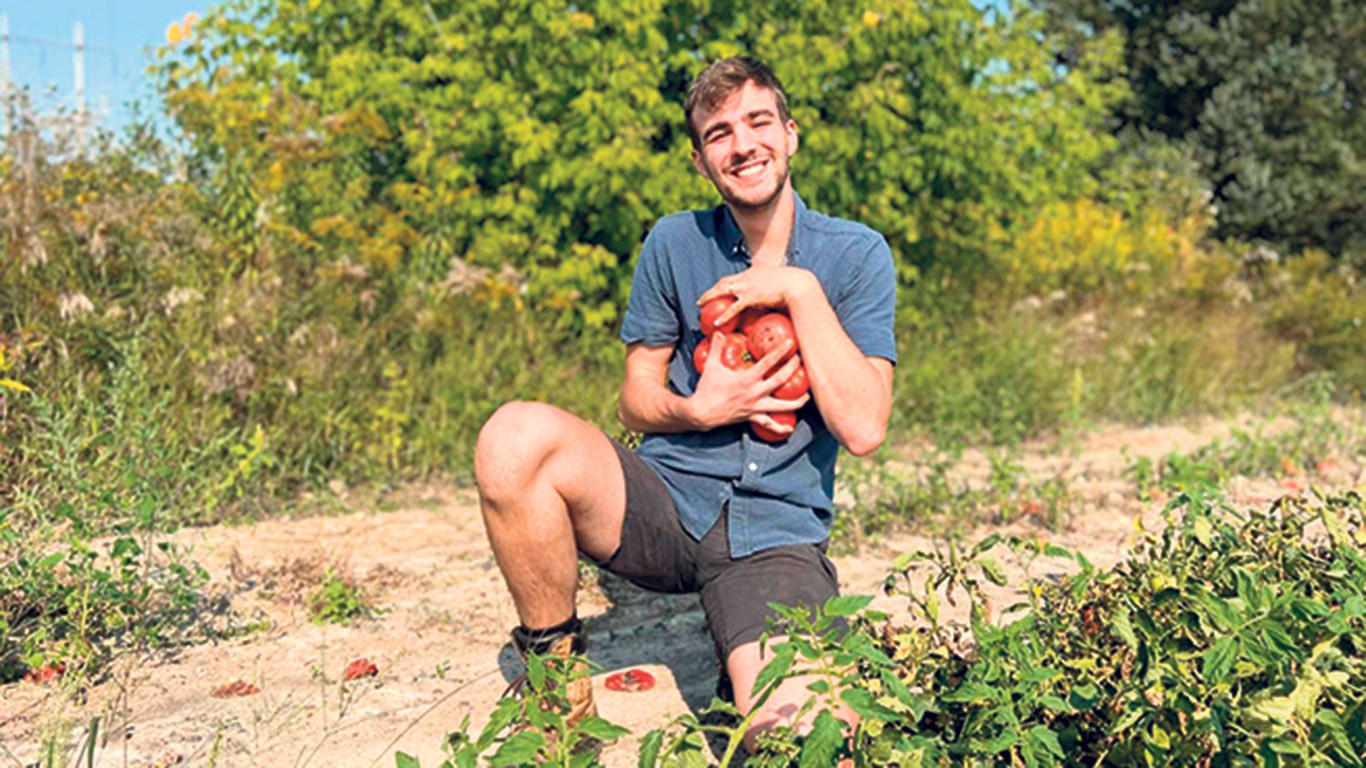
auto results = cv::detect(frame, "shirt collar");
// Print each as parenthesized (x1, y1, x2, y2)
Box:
(716, 189, 809, 266)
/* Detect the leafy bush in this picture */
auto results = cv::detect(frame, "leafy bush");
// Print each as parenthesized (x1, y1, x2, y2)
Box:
(640, 491, 1366, 765)
(151, 0, 1124, 323)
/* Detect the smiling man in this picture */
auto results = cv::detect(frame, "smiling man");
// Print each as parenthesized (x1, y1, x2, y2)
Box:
(474, 56, 896, 750)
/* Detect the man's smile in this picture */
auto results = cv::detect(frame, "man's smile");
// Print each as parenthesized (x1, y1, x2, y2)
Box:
(730, 158, 770, 179)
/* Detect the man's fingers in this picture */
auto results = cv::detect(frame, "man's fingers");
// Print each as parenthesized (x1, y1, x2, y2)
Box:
(753, 340, 795, 377)
(749, 413, 795, 435)
(714, 298, 749, 327)
(758, 354, 801, 393)
(757, 393, 809, 412)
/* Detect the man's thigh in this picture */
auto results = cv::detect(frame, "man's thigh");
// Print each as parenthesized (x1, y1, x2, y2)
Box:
(477, 400, 628, 562)
(581, 440, 700, 595)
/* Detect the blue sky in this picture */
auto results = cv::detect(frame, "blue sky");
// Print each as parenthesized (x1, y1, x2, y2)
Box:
(2, 0, 201, 127)
(3, 1, 1012, 131)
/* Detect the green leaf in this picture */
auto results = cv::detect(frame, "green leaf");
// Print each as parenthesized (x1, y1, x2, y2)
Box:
(823, 594, 874, 617)
(395, 752, 420, 768)
(941, 681, 997, 704)
(1111, 605, 1138, 650)
(637, 729, 663, 768)
(840, 687, 902, 722)
(979, 557, 1008, 587)
(1203, 636, 1238, 684)
(751, 646, 795, 698)
(1027, 725, 1064, 758)
(798, 710, 842, 768)
(1037, 695, 1070, 712)
(981, 728, 1019, 753)
(527, 655, 546, 692)
(1315, 710, 1361, 766)
(489, 730, 544, 766)
(575, 715, 629, 742)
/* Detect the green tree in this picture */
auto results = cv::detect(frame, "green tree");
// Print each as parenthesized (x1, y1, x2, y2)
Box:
(154, 0, 1122, 324)
(1040, 0, 1366, 260)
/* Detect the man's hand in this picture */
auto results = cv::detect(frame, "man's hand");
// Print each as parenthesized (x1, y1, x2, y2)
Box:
(687, 333, 808, 434)
(697, 266, 815, 326)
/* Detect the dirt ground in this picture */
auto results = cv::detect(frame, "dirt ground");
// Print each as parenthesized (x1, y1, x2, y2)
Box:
(2, 412, 1362, 768)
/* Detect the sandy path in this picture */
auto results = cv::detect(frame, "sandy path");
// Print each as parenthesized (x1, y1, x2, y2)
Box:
(2, 412, 1360, 767)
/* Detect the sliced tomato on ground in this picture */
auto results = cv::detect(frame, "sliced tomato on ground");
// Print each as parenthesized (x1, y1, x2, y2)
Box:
(603, 668, 656, 692)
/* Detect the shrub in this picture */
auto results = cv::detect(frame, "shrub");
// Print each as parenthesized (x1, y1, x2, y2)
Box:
(641, 491, 1366, 765)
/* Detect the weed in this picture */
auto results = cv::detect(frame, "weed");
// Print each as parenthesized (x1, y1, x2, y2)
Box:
(307, 569, 371, 625)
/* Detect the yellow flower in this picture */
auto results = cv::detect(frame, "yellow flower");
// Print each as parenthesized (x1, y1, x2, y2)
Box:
(862, 10, 881, 28)
(166, 21, 184, 46)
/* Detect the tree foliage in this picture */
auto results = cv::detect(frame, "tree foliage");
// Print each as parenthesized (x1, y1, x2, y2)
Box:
(153, 0, 1123, 325)
(1039, 0, 1366, 260)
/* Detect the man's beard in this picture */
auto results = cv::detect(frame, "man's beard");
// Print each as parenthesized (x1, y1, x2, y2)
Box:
(713, 156, 790, 213)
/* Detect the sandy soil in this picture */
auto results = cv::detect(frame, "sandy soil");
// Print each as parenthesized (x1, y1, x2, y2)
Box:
(2, 412, 1361, 768)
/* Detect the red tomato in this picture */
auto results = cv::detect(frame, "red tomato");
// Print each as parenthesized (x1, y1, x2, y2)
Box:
(752, 411, 797, 443)
(343, 658, 378, 681)
(745, 312, 798, 362)
(693, 337, 712, 373)
(604, 668, 656, 692)
(736, 308, 765, 335)
(771, 361, 809, 400)
(714, 333, 753, 371)
(700, 296, 739, 336)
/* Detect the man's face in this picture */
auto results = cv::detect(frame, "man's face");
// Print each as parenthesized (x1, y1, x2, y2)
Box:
(690, 81, 799, 213)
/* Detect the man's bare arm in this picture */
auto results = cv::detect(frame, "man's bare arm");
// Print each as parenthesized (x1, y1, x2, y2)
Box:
(618, 344, 700, 434)
(698, 267, 893, 456)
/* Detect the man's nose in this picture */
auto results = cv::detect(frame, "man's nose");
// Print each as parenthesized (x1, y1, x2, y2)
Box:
(731, 122, 760, 158)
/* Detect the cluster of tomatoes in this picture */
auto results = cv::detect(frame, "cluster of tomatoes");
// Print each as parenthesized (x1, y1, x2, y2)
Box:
(694, 296, 809, 442)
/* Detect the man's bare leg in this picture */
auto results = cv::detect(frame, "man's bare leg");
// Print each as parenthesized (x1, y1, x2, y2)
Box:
(727, 637, 859, 753)
(473, 401, 628, 628)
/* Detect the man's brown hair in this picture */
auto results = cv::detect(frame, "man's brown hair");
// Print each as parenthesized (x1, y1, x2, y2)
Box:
(684, 57, 792, 149)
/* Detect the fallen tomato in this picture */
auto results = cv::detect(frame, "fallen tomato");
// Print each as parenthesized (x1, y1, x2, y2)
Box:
(603, 668, 656, 692)
(343, 658, 378, 681)
(22, 663, 64, 685)
(752, 411, 797, 443)
(211, 680, 261, 698)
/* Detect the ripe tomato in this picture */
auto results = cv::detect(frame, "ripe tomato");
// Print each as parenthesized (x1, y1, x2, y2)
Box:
(746, 312, 798, 362)
(752, 411, 797, 443)
(700, 296, 740, 336)
(736, 308, 766, 335)
(771, 360, 809, 400)
(693, 337, 712, 373)
(714, 333, 753, 371)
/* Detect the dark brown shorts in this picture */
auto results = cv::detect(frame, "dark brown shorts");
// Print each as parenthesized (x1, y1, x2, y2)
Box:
(583, 439, 841, 676)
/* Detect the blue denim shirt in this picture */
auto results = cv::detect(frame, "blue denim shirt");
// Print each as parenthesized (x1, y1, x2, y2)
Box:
(620, 192, 897, 557)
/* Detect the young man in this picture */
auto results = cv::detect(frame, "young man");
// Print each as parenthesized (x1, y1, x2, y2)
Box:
(474, 56, 896, 749)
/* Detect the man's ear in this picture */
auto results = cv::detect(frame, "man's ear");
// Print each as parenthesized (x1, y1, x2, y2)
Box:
(691, 148, 710, 179)
(786, 119, 799, 158)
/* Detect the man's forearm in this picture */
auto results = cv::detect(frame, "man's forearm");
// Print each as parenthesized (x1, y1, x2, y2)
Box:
(786, 274, 891, 456)
(618, 376, 700, 434)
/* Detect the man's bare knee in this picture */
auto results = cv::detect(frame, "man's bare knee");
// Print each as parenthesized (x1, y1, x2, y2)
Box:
(474, 401, 567, 504)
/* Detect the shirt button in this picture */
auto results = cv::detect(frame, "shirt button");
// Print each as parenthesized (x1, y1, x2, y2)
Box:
(748, 462, 758, 472)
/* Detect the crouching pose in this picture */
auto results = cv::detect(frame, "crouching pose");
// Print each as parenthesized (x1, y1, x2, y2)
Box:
(475, 56, 896, 751)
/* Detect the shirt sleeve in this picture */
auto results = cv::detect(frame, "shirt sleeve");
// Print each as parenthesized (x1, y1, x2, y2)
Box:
(834, 235, 898, 365)
(620, 227, 681, 348)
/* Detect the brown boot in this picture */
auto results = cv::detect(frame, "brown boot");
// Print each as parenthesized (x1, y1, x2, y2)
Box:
(503, 617, 597, 730)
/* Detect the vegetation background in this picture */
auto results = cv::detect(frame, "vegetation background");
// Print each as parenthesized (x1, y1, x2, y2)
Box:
(1, 0, 1364, 753)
